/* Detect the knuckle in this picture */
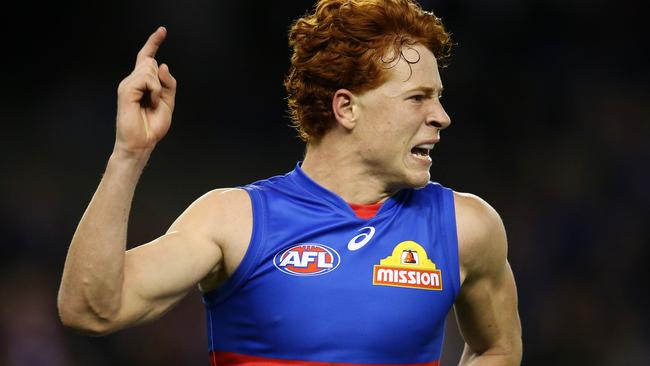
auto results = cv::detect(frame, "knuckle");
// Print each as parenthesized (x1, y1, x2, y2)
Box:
(117, 78, 130, 94)
(145, 66, 159, 78)
(146, 58, 159, 69)
(134, 65, 158, 81)
(151, 73, 162, 86)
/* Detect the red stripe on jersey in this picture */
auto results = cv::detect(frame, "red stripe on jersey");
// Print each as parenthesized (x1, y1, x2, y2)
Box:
(210, 351, 439, 366)
(348, 201, 383, 219)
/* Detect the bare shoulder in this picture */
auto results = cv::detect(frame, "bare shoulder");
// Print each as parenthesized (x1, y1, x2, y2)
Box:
(168, 187, 252, 268)
(453, 191, 508, 284)
(206, 188, 253, 253)
(170, 188, 253, 291)
(168, 188, 252, 240)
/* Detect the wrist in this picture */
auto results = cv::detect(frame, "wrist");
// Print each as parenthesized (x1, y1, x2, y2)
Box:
(109, 146, 152, 171)
(111, 144, 152, 164)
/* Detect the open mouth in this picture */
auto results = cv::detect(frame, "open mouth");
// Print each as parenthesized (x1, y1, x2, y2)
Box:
(410, 143, 434, 161)
(411, 147, 430, 157)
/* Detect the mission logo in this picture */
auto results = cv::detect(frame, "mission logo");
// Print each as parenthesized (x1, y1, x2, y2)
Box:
(274, 243, 341, 276)
(373, 240, 442, 290)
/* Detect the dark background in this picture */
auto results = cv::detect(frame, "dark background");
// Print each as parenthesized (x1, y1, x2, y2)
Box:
(1, 0, 648, 365)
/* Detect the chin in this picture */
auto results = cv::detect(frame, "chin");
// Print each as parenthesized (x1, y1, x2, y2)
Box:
(383, 160, 430, 190)
(396, 157, 432, 188)
(399, 170, 431, 189)
(411, 175, 431, 188)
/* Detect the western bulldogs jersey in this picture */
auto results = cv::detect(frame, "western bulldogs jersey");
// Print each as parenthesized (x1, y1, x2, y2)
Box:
(202, 163, 461, 365)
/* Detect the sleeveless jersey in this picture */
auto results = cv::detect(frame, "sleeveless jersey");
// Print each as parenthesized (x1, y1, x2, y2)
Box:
(202, 163, 460, 366)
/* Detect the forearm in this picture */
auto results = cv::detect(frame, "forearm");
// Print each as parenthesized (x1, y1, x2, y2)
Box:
(58, 150, 150, 331)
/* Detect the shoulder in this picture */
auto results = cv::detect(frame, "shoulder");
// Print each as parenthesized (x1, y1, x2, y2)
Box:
(168, 188, 252, 245)
(171, 188, 251, 223)
(453, 191, 508, 285)
(172, 188, 254, 280)
(200, 188, 252, 212)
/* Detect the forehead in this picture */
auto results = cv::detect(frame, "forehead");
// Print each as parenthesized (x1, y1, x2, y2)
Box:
(379, 43, 442, 95)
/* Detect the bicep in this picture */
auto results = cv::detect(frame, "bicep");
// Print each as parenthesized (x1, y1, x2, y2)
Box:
(111, 190, 230, 329)
(454, 260, 520, 356)
(454, 192, 522, 362)
(118, 229, 222, 326)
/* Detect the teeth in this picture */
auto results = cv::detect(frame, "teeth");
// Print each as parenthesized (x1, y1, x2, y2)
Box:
(411, 148, 430, 158)
(415, 144, 435, 149)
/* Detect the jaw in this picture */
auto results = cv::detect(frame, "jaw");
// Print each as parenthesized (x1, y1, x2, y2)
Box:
(407, 168, 431, 188)
(358, 154, 431, 193)
(399, 152, 432, 188)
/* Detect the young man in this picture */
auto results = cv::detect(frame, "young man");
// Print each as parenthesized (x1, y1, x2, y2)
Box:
(58, 0, 522, 365)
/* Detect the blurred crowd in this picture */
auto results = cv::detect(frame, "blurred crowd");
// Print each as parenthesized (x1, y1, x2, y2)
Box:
(1, 0, 647, 365)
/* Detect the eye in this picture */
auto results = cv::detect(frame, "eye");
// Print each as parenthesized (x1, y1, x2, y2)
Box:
(409, 94, 426, 102)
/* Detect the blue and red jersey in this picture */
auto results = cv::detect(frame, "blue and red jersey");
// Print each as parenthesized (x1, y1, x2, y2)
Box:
(202, 163, 460, 365)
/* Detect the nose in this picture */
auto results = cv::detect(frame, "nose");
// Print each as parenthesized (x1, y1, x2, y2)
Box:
(426, 100, 451, 130)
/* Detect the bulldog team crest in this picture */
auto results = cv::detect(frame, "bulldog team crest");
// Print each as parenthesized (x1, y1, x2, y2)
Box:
(373, 241, 442, 290)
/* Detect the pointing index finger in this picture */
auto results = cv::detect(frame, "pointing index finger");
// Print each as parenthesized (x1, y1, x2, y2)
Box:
(136, 26, 167, 66)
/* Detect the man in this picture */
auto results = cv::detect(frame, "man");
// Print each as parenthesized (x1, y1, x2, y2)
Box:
(58, 0, 522, 365)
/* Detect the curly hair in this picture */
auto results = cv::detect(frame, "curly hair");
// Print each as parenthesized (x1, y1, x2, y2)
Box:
(284, 0, 452, 143)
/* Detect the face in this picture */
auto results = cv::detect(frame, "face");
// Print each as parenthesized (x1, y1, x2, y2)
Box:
(353, 43, 451, 189)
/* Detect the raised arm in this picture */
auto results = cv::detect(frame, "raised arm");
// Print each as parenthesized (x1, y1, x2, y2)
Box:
(57, 27, 224, 335)
(453, 192, 523, 366)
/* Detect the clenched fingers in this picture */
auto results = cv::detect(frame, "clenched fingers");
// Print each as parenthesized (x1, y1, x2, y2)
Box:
(158, 63, 177, 111)
(118, 60, 163, 108)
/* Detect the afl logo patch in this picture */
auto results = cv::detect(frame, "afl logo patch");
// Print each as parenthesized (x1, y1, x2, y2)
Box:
(273, 244, 341, 276)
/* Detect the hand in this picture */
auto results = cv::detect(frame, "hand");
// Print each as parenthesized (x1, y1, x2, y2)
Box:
(114, 27, 177, 157)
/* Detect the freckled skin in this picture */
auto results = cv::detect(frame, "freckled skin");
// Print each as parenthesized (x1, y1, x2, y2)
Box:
(350, 44, 451, 190)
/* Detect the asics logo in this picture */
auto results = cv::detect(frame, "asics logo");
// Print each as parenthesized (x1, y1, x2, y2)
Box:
(347, 226, 376, 251)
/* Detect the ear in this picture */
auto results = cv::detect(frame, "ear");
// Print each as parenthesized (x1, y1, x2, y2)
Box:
(332, 89, 357, 131)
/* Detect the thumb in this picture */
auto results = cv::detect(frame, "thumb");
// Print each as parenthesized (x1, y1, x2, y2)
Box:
(144, 73, 162, 109)
(159, 63, 177, 108)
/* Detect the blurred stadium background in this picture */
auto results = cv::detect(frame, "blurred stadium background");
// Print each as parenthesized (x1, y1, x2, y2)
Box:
(1, 0, 648, 365)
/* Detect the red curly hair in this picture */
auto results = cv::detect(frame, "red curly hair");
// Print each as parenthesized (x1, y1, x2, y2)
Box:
(285, 0, 452, 143)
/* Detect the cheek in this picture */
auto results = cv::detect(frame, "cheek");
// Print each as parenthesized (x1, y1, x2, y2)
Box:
(367, 110, 399, 137)
(359, 105, 411, 154)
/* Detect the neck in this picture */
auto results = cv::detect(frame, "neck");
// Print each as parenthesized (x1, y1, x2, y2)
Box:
(300, 134, 396, 205)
